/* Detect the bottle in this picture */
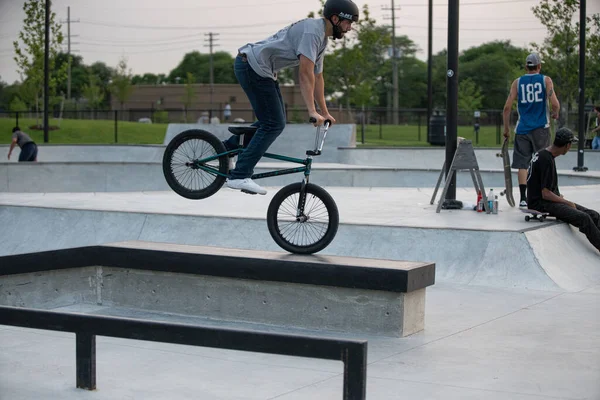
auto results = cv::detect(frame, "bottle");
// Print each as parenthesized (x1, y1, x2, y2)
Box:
(493, 195, 499, 214)
(476, 190, 483, 212)
(487, 189, 494, 213)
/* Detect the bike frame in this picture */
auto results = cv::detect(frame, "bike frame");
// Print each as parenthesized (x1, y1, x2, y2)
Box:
(192, 122, 331, 184)
(195, 150, 312, 181)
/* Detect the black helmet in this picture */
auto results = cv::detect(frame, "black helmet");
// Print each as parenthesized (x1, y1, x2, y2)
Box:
(323, 0, 359, 22)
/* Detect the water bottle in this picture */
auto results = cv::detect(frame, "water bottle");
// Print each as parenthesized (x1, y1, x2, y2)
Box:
(492, 195, 499, 214)
(487, 189, 494, 213)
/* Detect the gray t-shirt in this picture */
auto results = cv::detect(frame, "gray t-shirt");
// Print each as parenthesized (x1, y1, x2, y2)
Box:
(12, 130, 33, 148)
(239, 18, 328, 80)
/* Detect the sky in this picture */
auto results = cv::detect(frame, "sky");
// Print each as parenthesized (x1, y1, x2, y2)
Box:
(1, 0, 599, 85)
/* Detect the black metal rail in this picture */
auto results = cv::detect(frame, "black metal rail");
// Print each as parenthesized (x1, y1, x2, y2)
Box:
(0, 305, 367, 399)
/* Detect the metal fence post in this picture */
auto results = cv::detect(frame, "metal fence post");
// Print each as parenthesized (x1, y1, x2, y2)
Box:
(418, 111, 422, 142)
(76, 332, 96, 390)
(361, 105, 365, 144)
(114, 110, 118, 143)
(496, 112, 501, 145)
(342, 342, 367, 400)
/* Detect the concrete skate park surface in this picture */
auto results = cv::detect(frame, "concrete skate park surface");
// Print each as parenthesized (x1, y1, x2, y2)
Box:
(1, 122, 599, 192)
(1, 124, 599, 400)
(1, 185, 599, 293)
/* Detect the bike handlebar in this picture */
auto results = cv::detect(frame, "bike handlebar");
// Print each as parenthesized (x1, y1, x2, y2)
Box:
(308, 117, 332, 128)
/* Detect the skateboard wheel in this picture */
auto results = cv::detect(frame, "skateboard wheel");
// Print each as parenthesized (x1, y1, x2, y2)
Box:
(540, 216, 546, 222)
(525, 216, 530, 222)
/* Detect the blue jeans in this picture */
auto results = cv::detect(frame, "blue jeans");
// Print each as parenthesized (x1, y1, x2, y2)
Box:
(224, 55, 286, 180)
(592, 136, 600, 150)
(19, 142, 37, 161)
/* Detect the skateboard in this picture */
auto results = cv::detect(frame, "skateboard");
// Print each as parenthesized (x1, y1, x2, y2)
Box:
(520, 208, 550, 222)
(496, 137, 516, 207)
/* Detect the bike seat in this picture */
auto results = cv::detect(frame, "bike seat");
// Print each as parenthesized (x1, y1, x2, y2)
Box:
(228, 126, 258, 136)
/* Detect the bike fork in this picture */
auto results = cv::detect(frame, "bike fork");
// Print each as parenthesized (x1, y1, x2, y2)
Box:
(296, 176, 310, 222)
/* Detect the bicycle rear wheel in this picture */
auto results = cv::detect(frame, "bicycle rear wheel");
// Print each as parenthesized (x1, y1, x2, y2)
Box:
(162, 129, 228, 199)
(267, 182, 339, 254)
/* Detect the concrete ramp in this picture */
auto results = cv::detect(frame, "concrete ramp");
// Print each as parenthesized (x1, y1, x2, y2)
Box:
(1, 199, 598, 293)
(525, 224, 600, 292)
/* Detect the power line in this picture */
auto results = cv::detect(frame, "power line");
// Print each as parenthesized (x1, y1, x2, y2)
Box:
(77, 33, 203, 45)
(397, 24, 545, 31)
(77, 38, 205, 48)
(388, 0, 537, 6)
(78, 18, 294, 31)
(75, 33, 272, 48)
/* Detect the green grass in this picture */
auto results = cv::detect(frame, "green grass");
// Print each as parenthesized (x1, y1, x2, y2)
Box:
(1, 116, 504, 147)
(0, 116, 168, 144)
(359, 124, 503, 147)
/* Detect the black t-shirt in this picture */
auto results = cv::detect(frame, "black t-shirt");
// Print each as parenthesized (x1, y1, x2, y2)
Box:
(526, 149, 560, 211)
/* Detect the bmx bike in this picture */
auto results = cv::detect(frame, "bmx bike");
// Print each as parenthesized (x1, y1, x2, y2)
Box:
(162, 118, 339, 255)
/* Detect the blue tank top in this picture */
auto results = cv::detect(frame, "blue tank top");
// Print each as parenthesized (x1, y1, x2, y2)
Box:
(515, 74, 549, 134)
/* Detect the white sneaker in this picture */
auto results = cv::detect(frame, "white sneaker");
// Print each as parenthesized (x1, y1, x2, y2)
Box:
(519, 200, 527, 208)
(226, 178, 267, 195)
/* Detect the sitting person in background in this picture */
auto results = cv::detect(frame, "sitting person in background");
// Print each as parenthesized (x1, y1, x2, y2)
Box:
(526, 127, 600, 253)
(8, 126, 38, 162)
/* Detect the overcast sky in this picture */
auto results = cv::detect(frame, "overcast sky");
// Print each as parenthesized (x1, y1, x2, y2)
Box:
(1, 0, 599, 84)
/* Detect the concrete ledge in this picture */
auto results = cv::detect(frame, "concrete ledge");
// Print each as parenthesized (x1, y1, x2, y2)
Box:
(1, 162, 598, 192)
(338, 147, 600, 171)
(0, 241, 435, 337)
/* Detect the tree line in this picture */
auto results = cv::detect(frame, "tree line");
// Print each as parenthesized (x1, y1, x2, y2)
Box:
(0, 0, 598, 121)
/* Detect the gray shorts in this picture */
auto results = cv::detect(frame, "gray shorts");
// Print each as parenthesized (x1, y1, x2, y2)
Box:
(512, 127, 550, 169)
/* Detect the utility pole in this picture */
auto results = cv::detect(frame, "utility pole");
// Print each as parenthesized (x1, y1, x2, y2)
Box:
(382, 1, 401, 125)
(43, 0, 50, 143)
(443, 0, 459, 206)
(204, 32, 219, 111)
(61, 6, 79, 99)
(574, 0, 587, 172)
(427, 0, 433, 140)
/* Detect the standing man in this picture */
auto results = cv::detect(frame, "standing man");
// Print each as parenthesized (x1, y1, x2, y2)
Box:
(223, 102, 232, 122)
(7, 127, 38, 162)
(526, 128, 600, 253)
(503, 53, 560, 207)
(222, 0, 359, 195)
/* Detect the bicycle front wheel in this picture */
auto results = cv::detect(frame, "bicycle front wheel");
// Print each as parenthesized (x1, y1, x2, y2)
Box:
(162, 129, 228, 199)
(267, 182, 339, 254)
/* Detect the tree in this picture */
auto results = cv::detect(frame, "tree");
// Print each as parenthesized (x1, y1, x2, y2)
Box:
(459, 41, 528, 110)
(90, 61, 113, 108)
(132, 73, 167, 85)
(585, 13, 600, 103)
(13, 0, 67, 125)
(168, 51, 236, 84)
(82, 72, 104, 119)
(323, 5, 391, 110)
(384, 36, 428, 109)
(55, 52, 87, 100)
(110, 57, 133, 110)
(182, 72, 196, 122)
(531, 0, 600, 126)
(458, 78, 483, 112)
